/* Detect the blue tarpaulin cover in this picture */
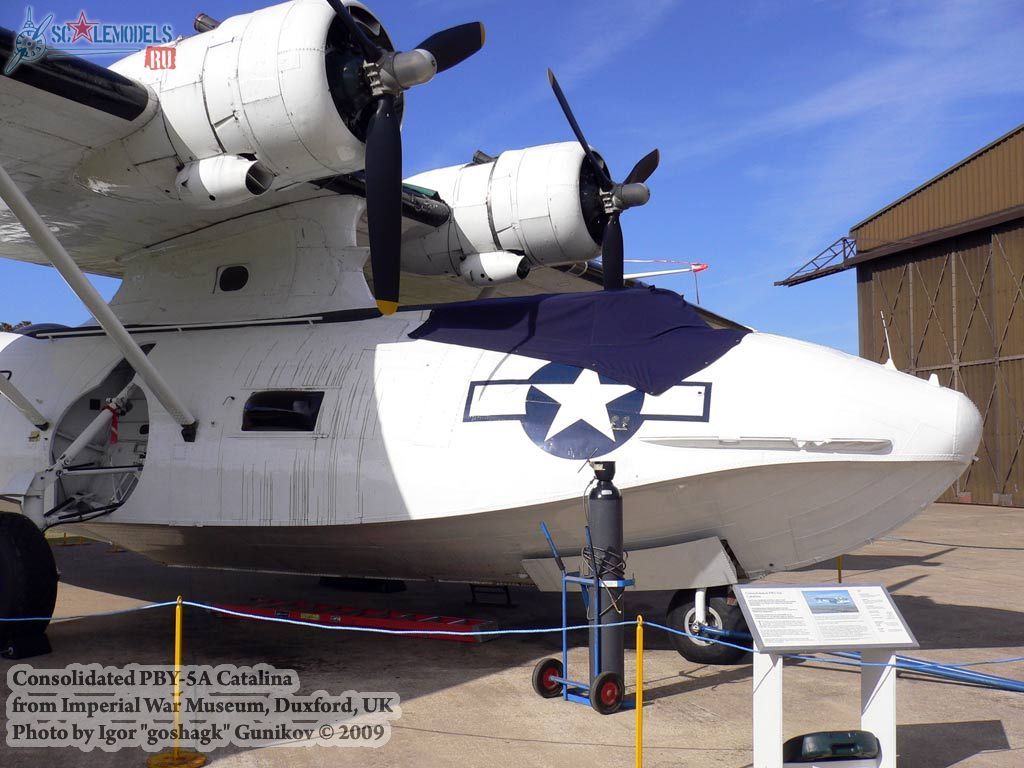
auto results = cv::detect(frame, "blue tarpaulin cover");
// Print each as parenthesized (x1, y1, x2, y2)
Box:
(408, 287, 748, 395)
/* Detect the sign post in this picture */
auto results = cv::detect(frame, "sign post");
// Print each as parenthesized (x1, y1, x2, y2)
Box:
(734, 584, 917, 768)
(860, 649, 897, 766)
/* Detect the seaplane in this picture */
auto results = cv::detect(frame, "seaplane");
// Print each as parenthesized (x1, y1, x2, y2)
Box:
(0, 0, 981, 663)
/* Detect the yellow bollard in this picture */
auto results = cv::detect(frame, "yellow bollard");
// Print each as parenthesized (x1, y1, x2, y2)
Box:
(174, 595, 183, 759)
(146, 597, 206, 768)
(635, 614, 644, 768)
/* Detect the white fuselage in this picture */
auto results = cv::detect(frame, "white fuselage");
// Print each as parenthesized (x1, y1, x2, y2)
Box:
(0, 315, 981, 587)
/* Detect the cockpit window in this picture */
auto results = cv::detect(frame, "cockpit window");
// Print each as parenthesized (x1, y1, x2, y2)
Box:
(242, 391, 325, 432)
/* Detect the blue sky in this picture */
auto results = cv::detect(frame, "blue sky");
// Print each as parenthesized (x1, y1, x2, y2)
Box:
(1, 0, 1022, 353)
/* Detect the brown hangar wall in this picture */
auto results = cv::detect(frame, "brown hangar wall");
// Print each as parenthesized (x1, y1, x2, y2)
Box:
(856, 219, 1024, 506)
(851, 124, 1024, 256)
(846, 123, 1024, 507)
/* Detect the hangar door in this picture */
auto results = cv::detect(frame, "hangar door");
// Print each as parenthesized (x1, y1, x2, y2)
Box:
(857, 220, 1024, 507)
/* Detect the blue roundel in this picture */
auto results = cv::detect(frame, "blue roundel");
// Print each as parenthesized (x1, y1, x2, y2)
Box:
(521, 363, 645, 460)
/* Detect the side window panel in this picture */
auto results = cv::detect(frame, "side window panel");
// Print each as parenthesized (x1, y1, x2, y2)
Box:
(241, 391, 325, 432)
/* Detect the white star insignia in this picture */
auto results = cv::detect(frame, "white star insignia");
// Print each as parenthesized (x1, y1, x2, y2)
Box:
(533, 369, 634, 442)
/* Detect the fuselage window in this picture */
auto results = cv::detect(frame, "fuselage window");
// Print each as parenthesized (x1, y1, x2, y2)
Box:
(217, 265, 250, 292)
(242, 391, 325, 432)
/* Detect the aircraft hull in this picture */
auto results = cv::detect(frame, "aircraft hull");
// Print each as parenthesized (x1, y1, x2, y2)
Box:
(75, 456, 965, 585)
(0, 314, 981, 589)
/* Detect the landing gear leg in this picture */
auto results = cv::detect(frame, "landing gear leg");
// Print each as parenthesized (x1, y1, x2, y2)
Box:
(0, 513, 57, 659)
(666, 587, 749, 665)
(694, 586, 707, 625)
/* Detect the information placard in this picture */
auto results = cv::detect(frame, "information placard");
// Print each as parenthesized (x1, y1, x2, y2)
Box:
(734, 583, 918, 653)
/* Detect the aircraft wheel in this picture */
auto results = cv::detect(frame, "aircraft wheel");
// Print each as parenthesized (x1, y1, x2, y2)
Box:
(589, 671, 624, 715)
(531, 657, 563, 698)
(666, 588, 748, 665)
(0, 513, 57, 659)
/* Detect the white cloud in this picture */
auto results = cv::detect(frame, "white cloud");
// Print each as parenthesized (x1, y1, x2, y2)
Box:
(552, 0, 678, 87)
(413, 0, 680, 171)
(669, 0, 1024, 165)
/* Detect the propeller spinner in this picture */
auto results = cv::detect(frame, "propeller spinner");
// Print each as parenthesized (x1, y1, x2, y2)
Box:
(325, 0, 485, 314)
(546, 68, 659, 290)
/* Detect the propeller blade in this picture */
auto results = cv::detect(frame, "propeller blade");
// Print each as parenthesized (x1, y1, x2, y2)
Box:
(546, 68, 613, 190)
(325, 0, 382, 62)
(602, 213, 624, 290)
(417, 22, 486, 73)
(364, 95, 403, 314)
(624, 148, 660, 185)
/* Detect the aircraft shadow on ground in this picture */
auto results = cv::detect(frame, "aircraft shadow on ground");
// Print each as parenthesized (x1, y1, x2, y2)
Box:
(0, 544, 611, 766)
(897, 720, 1010, 767)
(889, 593, 1024, 651)
(25, 548, 763, 767)
(797, 548, 955, 577)
(798, 546, 1024, 651)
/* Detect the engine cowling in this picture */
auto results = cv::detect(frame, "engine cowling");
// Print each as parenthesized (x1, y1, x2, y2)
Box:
(400, 142, 606, 278)
(459, 251, 531, 286)
(76, 0, 395, 204)
(175, 156, 275, 208)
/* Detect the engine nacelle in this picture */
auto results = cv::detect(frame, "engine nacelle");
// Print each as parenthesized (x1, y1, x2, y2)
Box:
(459, 251, 531, 286)
(76, 0, 394, 204)
(400, 142, 604, 277)
(176, 156, 275, 208)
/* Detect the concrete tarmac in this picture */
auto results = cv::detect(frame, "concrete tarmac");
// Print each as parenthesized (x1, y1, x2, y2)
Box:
(1, 502, 1022, 767)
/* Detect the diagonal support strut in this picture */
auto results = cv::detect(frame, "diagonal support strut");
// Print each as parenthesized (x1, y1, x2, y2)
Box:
(0, 371, 49, 430)
(0, 162, 197, 441)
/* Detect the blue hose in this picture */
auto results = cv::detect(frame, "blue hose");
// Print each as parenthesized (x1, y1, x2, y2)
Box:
(695, 624, 753, 644)
(830, 650, 1024, 693)
(694, 624, 1024, 694)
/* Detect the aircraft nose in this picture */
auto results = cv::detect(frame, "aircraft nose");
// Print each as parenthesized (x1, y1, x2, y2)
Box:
(729, 334, 983, 466)
(952, 388, 983, 464)
(866, 365, 983, 465)
(871, 368, 982, 464)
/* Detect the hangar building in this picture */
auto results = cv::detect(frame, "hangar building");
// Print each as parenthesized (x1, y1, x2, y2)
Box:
(779, 123, 1024, 507)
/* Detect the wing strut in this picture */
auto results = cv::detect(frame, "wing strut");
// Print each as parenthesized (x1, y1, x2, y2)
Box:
(0, 163, 198, 442)
(0, 371, 49, 430)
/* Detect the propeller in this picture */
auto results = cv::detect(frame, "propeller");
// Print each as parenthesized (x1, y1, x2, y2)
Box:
(546, 68, 659, 290)
(325, 0, 485, 314)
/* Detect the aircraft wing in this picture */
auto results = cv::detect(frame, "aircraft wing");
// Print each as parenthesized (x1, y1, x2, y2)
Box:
(389, 261, 749, 331)
(0, 33, 344, 276)
(0, 29, 157, 274)
(0, 29, 448, 278)
(380, 263, 600, 306)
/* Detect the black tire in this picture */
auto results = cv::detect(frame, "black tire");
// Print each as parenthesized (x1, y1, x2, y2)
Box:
(0, 513, 58, 658)
(531, 657, 563, 698)
(666, 588, 749, 665)
(589, 670, 624, 715)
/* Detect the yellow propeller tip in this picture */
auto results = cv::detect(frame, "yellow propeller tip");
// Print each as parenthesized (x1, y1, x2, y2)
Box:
(376, 300, 399, 316)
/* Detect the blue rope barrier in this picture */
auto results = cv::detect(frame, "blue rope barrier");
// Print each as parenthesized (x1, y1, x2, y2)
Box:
(0, 600, 178, 623)
(1, 599, 1022, 693)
